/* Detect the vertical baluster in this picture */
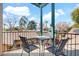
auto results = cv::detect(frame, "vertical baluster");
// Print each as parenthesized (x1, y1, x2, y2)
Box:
(15, 32, 16, 48)
(10, 32, 11, 50)
(75, 34, 76, 56)
(13, 32, 14, 48)
(3, 32, 5, 52)
(71, 34, 72, 56)
(67, 33, 68, 56)
(7, 32, 8, 51)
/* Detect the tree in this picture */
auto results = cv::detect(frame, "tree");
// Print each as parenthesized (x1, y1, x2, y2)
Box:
(45, 20, 48, 28)
(43, 20, 48, 31)
(3, 24, 8, 31)
(71, 8, 79, 24)
(72, 23, 79, 28)
(27, 20, 37, 30)
(56, 22, 69, 32)
(19, 16, 28, 31)
(5, 14, 17, 32)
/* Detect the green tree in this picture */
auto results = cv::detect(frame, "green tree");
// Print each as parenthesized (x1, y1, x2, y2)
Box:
(27, 20, 37, 30)
(13, 26, 19, 31)
(72, 23, 79, 28)
(19, 16, 28, 31)
(71, 8, 79, 24)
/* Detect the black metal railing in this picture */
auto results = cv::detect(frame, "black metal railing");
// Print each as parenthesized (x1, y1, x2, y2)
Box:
(56, 32, 79, 56)
(2, 31, 40, 52)
(2, 31, 79, 56)
(2, 31, 27, 52)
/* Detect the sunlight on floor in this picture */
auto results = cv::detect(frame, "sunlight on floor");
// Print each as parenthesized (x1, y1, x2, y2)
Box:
(3, 48, 54, 56)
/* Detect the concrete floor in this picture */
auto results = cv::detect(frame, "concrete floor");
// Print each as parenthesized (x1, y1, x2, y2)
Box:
(2, 48, 54, 56)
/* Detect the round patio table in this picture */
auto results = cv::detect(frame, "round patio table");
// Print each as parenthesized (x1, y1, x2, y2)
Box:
(35, 36, 53, 56)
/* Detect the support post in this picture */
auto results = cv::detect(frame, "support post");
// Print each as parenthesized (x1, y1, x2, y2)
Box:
(51, 3, 55, 46)
(40, 7, 43, 36)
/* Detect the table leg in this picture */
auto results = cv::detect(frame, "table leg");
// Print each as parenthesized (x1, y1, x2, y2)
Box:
(39, 40, 41, 56)
(41, 40, 44, 56)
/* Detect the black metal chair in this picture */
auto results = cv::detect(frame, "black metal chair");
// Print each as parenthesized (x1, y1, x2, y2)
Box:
(19, 36, 38, 56)
(46, 38, 70, 56)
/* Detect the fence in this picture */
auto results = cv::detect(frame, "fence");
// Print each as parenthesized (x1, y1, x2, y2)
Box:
(57, 32, 79, 56)
(2, 31, 79, 56)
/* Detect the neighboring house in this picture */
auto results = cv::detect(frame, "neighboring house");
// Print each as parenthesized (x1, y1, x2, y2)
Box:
(67, 28, 79, 47)
(69, 28, 79, 34)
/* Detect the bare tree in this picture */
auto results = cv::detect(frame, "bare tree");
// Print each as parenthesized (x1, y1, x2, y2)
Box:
(5, 14, 17, 32)
(56, 22, 69, 32)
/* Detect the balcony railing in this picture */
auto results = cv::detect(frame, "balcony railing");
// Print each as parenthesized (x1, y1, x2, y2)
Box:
(2, 31, 79, 56)
(57, 32, 79, 56)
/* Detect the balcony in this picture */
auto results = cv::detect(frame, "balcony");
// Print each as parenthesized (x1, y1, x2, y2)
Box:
(1, 31, 79, 56)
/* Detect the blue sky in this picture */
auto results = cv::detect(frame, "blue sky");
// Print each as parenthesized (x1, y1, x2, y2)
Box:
(3, 3, 79, 28)
(55, 3, 79, 26)
(3, 3, 51, 28)
(3, 3, 40, 25)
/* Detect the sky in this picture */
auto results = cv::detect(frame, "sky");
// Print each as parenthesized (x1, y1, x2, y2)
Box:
(3, 3, 51, 28)
(3, 3, 79, 28)
(55, 3, 79, 26)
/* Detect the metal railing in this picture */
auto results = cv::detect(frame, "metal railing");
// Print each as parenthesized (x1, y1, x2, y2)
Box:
(2, 31, 79, 56)
(2, 31, 27, 52)
(56, 32, 79, 56)
(2, 31, 40, 52)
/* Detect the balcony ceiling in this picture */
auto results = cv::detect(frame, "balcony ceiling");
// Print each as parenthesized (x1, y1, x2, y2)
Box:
(32, 3, 48, 8)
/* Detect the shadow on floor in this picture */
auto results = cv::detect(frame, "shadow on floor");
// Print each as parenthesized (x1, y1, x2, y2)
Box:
(64, 49, 79, 56)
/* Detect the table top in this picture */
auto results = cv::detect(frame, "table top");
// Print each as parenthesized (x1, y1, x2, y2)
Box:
(35, 36, 53, 40)
(27, 35, 53, 40)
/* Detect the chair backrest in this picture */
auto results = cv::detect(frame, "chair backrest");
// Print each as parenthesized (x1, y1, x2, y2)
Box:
(58, 38, 69, 51)
(19, 36, 28, 46)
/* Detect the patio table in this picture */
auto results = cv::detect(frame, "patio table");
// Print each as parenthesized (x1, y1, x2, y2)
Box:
(35, 36, 53, 56)
(27, 35, 53, 56)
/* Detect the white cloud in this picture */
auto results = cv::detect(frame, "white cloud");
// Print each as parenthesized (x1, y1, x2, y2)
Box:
(55, 12, 60, 18)
(4, 6, 30, 16)
(43, 12, 51, 21)
(3, 14, 7, 19)
(43, 9, 64, 21)
(29, 16, 40, 23)
(57, 9, 64, 15)
(55, 9, 64, 18)
(29, 17, 37, 21)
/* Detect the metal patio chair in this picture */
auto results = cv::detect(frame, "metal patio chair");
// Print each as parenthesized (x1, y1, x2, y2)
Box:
(46, 38, 70, 56)
(19, 36, 38, 56)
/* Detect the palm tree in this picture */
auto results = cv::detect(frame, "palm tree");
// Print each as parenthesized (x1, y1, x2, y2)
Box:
(19, 16, 28, 31)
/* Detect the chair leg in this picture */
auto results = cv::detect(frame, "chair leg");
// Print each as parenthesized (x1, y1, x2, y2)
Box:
(21, 49, 23, 56)
(43, 44, 45, 56)
(39, 46, 40, 56)
(61, 52, 66, 56)
(55, 52, 66, 56)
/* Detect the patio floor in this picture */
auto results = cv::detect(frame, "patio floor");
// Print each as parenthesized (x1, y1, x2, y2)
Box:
(2, 48, 54, 56)
(2, 45, 79, 56)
